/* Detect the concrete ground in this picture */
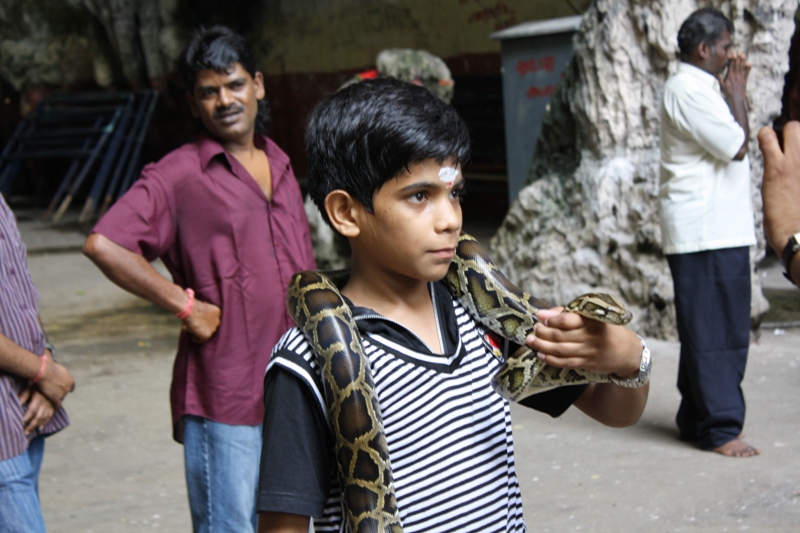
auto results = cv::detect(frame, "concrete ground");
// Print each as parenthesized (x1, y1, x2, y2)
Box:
(12, 209, 800, 532)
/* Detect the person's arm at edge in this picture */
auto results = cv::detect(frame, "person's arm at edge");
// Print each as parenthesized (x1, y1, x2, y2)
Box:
(258, 512, 310, 533)
(0, 333, 74, 407)
(83, 233, 220, 342)
(758, 121, 800, 287)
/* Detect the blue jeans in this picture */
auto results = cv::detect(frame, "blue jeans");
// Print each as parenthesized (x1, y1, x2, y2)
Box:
(0, 436, 46, 533)
(183, 415, 262, 533)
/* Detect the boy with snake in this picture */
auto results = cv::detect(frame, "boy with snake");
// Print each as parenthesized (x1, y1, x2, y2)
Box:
(256, 78, 650, 532)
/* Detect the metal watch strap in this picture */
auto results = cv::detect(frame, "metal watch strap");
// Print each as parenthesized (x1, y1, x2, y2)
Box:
(781, 232, 800, 284)
(45, 342, 56, 359)
(609, 335, 651, 388)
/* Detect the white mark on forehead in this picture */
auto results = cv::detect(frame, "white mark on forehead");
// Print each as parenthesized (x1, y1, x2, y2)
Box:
(438, 166, 459, 188)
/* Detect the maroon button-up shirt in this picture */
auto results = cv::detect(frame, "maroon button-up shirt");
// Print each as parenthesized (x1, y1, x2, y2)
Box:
(92, 134, 315, 439)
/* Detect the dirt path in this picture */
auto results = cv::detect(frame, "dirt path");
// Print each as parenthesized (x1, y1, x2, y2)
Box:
(24, 245, 800, 532)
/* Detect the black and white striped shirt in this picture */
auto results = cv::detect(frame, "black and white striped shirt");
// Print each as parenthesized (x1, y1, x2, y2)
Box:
(257, 281, 580, 532)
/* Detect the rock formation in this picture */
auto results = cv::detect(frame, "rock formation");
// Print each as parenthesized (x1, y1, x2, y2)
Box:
(489, 0, 797, 339)
(0, 0, 181, 92)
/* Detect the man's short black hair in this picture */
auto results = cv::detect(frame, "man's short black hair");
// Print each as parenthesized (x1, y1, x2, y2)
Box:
(305, 77, 470, 227)
(180, 25, 270, 134)
(677, 8, 734, 61)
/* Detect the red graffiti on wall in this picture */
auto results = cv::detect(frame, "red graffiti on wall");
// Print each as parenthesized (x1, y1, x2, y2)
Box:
(462, 0, 518, 31)
(516, 56, 556, 77)
(526, 85, 558, 98)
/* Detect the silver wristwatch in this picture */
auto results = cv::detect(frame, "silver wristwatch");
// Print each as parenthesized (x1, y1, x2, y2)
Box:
(610, 336, 651, 388)
(781, 231, 800, 284)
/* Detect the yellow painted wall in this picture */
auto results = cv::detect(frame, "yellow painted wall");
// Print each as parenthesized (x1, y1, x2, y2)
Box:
(251, 0, 591, 74)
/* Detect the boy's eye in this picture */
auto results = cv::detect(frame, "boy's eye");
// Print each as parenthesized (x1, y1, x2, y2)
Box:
(451, 187, 465, 201)
(409, 191, 428, 203)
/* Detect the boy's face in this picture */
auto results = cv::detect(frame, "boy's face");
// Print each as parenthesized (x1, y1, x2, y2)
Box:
(356, 158, 464, 283)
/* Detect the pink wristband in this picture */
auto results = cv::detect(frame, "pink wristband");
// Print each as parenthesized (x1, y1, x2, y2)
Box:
(32, 354, 46, 383)
(176, 288, 195, 320)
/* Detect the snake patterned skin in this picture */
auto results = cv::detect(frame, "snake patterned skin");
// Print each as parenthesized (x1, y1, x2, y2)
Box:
(287, 233, 632, 531)
(443, 233, 633, 402)
(287, 271, 403, 533)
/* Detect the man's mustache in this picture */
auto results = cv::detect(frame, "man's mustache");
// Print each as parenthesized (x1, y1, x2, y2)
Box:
(214, 104, 245, 118)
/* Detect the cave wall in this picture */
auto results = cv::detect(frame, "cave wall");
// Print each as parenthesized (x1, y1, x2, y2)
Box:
(489, 0, 798, 339)
(0, 0, 591, 176)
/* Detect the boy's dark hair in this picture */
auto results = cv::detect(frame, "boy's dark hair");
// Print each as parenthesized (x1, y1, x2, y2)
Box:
(306, 77, 470, 226)
(180, 25, 270, 134)
(677, 8, 734, 61)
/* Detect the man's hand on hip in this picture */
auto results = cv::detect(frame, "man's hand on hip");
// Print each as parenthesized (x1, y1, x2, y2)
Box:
(182, 300, 222, 343)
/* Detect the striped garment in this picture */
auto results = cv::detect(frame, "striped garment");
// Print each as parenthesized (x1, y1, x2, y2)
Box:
(0, 196, 69, 461)
(267, 283, 529, 532)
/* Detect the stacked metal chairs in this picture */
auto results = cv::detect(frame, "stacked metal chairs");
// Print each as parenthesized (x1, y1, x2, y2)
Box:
(0, 90, 158, 223)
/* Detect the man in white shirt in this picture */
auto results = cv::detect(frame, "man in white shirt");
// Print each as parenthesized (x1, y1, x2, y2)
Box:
(659, 7, 758, 457)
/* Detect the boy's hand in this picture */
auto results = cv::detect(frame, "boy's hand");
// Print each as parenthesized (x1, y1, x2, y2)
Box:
(532, 309, 650, 428)
(525, 308, 642, 378)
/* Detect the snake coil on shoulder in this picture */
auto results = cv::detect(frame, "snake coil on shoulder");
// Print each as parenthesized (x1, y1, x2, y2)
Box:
(287, 232, 633, 532)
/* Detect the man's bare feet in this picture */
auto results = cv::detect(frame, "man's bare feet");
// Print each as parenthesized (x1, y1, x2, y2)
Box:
(713, 438, 760, 458)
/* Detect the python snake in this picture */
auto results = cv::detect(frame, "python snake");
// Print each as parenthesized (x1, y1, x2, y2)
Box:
(287, 232, 632, 532)
(443, 233, 632, 402)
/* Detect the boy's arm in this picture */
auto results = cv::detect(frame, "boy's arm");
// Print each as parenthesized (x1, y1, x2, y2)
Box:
(572, 380, 649, 428)
(258, 352, 333, 524)
(526, 308, 649, 427)
(257, 512, 310, 533)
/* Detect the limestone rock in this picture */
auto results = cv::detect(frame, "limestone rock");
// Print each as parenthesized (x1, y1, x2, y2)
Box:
(0, 1, 97, 90)
(0, 0, 181, 91)
(80, 0, 177, 86)
(489, 0, 797, 339)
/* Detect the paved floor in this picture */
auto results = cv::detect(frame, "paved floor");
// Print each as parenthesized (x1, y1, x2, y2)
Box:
(12, 210, 800, 532)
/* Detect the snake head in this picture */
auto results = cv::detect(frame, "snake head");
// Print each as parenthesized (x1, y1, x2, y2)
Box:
(564, 293, 633, 325)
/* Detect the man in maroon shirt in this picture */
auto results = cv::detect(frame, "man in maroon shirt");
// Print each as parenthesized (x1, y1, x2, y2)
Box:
(83, 26, 315, 532)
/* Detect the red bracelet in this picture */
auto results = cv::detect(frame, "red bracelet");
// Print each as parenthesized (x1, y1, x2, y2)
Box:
(32, 354, 46, 383)
(176, 288, 195, 320)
